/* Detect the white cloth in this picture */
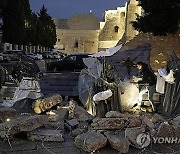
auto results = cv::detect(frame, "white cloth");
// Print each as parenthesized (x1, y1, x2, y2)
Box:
(93, 89, 113, 102)
(158, 69, 175, 84)
(2, 77, 43, 107)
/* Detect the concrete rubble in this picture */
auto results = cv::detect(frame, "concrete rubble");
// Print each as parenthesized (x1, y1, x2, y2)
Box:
(1, 97, 180, 153)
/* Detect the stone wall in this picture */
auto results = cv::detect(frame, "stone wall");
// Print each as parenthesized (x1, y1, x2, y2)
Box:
(99, 7, 126, 42)
(56, 29, 99, 54)
(120, 33, 180, 71)
(124, 0, 142, 42)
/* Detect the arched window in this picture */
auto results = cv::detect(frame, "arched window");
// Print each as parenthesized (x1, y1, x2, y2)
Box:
(114, 26, 119, 33)
(74, 41, 78, 48)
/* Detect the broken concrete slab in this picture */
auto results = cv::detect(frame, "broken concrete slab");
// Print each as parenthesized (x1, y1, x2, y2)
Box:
(32, 94, 63, 114)
(0, 108, 16, 123)
(0, 115, 48, 138)
(28, 128, 64, 142)
(91, 118, 124, 130)
(74, 131, 107, 152)
(105, 130, 130, 153)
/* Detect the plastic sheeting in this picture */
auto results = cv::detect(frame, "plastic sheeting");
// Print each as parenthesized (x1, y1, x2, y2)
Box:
(2, 77, 43, 108)
(158, 69, 175, 84)
(78, 57, 103, 106)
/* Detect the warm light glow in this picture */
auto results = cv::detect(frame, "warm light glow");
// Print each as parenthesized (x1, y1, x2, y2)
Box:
(6, 118, 10, 122)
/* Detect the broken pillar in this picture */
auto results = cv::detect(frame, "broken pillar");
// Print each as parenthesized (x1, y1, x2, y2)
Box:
(32, 94, 63, 114)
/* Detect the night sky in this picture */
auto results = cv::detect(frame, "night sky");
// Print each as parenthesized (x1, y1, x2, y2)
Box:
(29, 0, 129, 19)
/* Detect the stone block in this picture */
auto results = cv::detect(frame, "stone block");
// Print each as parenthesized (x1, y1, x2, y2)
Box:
(91, 118, 124, 130)
(74, 131, 107, 152)
(105, 131, 130, 153)
(28, 128, 64, 142)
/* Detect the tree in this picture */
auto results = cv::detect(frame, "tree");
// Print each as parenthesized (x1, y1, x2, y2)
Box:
(38, 5, 57, 48)
(131, 0, 180, 36)
(2, 0, 25, 44)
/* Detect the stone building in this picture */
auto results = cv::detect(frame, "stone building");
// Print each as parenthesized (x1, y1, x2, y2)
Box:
(54, 14, 100, 54)
(54, 0, 141, 54)
(54, 0, 180, 70)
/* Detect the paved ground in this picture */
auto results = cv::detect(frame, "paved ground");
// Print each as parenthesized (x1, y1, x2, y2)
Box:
(1, 131, 180, 154)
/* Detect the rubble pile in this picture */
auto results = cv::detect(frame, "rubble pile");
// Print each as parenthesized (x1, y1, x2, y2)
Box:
(1, 95, 180, 153)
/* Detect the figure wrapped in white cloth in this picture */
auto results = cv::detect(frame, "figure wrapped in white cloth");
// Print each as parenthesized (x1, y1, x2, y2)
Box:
(2, 53, 43, 109)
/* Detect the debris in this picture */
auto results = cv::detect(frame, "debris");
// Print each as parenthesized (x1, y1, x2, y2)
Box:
(105, 111, 126, 118)
(125, 127, 146, 149)
(68, 100, 94, 121)
(74, 131, 107, 152)
(105, 130, 130, 153)
(28, 128, 64, 142)
(91, 118, 124, 130)
(44, 119, 64, 131)
(156, 123, 175, 138)
(128, 117, 142, 128)
(142, 116, 154, 130)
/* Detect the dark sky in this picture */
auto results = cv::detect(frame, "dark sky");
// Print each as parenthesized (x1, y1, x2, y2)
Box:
(29, 0, 128, 19)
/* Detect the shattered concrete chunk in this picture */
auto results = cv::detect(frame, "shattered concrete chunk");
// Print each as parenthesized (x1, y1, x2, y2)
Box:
(32, 94, 63, 114)
(28, 128, 64, 142)
(91, 118, 124, 130)
(105, 130, 130, 153)
(74, 131, 107, 152)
